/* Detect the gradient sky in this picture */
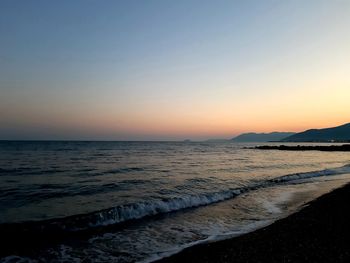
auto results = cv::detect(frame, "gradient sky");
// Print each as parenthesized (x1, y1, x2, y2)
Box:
(1, 0, 350, 140)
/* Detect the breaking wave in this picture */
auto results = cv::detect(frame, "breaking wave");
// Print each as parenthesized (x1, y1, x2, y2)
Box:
(1, 164, 350, 235)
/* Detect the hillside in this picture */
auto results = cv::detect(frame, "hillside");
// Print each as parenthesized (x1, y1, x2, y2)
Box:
(282, 123, 350, 142)
(232, 132, 295, 142)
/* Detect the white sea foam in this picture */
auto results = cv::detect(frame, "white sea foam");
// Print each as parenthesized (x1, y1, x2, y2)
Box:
(72, 189, 242, 230)
(270, 164, 350, 183)
(22, 164, 350, 232)
(142, 219, 273, 263)
(4, 164, 349, 235)
(91, 165, 350, 229)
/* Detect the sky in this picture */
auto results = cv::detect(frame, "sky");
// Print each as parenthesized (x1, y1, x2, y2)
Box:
(1, 0, 350, 140)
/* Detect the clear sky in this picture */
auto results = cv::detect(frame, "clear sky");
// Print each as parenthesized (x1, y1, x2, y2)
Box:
(1, 0, 350, 140)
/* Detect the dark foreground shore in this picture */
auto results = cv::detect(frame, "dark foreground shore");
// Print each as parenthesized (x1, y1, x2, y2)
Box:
(157, 182, 350, 263)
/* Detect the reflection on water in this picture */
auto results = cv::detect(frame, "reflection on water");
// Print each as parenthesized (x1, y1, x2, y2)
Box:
(0, 141, 350, 262)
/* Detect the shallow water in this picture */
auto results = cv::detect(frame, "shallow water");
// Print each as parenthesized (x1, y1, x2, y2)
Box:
(1, 141, 350, 262)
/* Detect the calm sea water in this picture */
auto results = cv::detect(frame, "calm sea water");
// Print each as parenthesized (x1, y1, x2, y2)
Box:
(1, 141, 350, 262)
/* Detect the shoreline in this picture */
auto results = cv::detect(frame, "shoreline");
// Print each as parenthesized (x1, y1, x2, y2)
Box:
(156, 182, 350, 263)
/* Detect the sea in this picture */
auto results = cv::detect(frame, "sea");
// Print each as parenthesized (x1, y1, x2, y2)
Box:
(1, 141, 350, 263)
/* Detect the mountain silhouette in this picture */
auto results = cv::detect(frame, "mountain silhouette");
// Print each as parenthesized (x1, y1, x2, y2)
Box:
(232, 132, 295, 142)
(282, 123, 350, 142)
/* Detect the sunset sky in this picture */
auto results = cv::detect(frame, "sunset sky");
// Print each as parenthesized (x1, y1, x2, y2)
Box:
(1, 0, 350, 140)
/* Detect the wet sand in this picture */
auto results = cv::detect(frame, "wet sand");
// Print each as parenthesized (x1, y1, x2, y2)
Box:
(157, 182, 350, 263)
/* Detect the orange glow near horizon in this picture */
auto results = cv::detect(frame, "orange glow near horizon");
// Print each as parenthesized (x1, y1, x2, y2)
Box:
(1, 1, 350, 140)
(2, 77, 350, 140)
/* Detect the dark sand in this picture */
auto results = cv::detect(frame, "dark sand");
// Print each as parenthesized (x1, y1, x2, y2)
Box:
(157, 183, 350, 263)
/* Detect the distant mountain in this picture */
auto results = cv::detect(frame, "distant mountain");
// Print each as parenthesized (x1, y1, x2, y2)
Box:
(232, 132, 295, 142)
(282, 123, 350, 142)
(205, 139, 229, 143)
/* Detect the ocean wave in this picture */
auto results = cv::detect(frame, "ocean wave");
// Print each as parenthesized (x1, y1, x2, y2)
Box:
(0, 167, 67, 176)
(1, 164, 350, 235)
(268, 164, 350, 184)
(74, 167, 146, 177)
(0, 166, 146, 178)
(0, 180, 141, 202)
